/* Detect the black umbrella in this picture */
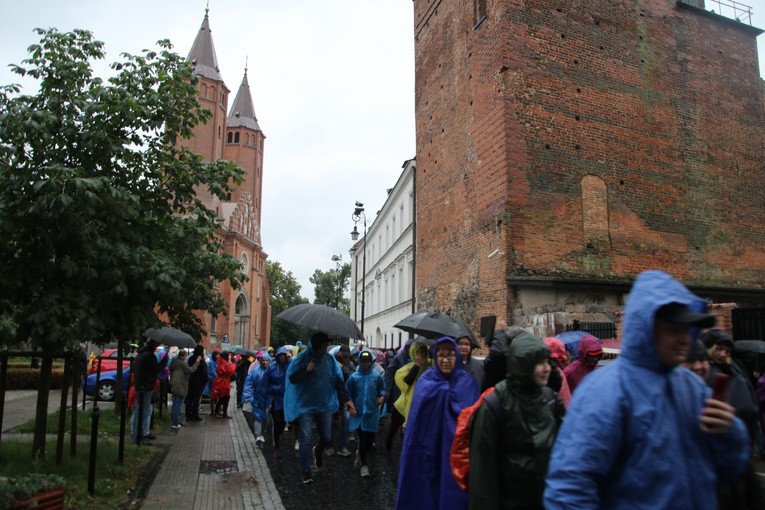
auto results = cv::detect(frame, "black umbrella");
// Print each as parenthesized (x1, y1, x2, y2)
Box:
(276, 303, 363, 339)
(234, 347, 258, 358)
(394, 312, 479, 346)
(733, 340, 765, 354)
(144, 327, 195, 348)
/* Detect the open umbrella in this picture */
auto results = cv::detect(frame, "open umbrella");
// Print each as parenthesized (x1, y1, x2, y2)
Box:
(554, 331, 600, 361)
(233, 347, 258, 358)
(276, 303, 363, 339)
(733, 340, 765, 373)
(144, 327, 195, 349)
(394, 312, 477, 345)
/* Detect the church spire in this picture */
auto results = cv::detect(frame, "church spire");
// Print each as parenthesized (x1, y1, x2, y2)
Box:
(187, 8, 224, 82)
(227, 65, 261, 131)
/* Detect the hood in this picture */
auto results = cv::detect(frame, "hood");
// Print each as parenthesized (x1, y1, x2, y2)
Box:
(507, 332, 549, 390)
(543, 337, 567, 363)
(259, 352, 272, 362)
(431, 336, 463, 376)
(577, 336, 602, 360)
(621, 270, 709, 372)
(275, 346, 290, 360)
(408, 338, 431, 361)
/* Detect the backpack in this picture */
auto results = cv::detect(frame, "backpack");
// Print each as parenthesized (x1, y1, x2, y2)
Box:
(450, 385, 558, 491)
(450, 387, 501, 491)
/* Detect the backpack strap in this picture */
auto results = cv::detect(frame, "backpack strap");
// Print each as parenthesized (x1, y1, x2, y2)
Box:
(483, 388, 502, 419)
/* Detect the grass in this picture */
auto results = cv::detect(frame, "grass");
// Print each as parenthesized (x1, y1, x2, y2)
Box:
(0, 438, 161, 509)
(12, 406, 171, 436)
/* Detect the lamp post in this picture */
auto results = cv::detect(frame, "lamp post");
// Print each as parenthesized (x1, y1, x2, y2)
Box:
(351, 202, 367, 339)
(331, 254, 343, 309)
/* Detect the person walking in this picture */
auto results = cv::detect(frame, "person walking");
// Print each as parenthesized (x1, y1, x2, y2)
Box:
(346, 350, 386, 478)
(384, 337, 414, 451)
(185, 345, 208, 422)
(169, 349, 201, 429)
(394, 337, 432, 427)
(267, 346, 291, 456)
(562, 335, 602, 394)
(396, 336, 479, 510)
(243, 351, 271, 446)
(284, 332, 357, 484)
(468, 332, 565, 509)
(544, 270, 750, 509)
(457, 335, 485, 390)
(212, 351, 235, 419)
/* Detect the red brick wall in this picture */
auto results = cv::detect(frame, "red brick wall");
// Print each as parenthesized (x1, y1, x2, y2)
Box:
(413, 0, 765, 329)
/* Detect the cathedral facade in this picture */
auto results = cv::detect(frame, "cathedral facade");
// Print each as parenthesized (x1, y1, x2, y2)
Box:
(180, 11, 271, 350)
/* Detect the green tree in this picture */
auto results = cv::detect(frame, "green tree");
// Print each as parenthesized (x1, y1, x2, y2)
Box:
(0, 28, 246, 456)
(266, 260, 309, 345)
(310, 262, 351, 315)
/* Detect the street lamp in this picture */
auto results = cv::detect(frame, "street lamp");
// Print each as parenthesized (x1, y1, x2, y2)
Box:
(331, 254, 343, 309)
(351, 202, 367, 339)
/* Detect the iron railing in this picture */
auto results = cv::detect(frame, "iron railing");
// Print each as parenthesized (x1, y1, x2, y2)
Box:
(681, 0, 755, 25)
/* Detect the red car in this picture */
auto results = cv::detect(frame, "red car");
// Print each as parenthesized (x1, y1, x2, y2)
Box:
(89, 349, 135, 374)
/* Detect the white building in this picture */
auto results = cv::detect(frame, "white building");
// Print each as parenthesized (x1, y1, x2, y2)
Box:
(350, 159, 415, 350)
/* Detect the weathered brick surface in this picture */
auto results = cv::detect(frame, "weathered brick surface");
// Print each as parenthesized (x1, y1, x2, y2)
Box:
(413, 0, 765, 329)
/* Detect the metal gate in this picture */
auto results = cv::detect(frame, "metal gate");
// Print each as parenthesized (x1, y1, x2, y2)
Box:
(569, 320, 617, 339)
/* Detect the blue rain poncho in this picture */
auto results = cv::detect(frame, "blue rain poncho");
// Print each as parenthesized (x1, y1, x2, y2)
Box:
(243, 352, 271, 422)
(266, 346, 290, 411)
(346, 354, 387, 433)
(544, 270, 750, 509)
(284, 341, 344, 422)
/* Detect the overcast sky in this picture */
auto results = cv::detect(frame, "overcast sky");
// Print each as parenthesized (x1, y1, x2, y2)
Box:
(2, 1, 763, 300)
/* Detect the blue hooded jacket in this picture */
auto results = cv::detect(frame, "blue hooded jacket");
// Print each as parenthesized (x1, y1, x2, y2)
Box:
(544, 270, 750, 509)
(243, 352, 271, 422)
(346, 351, 387, 433)
(396, 337, 479, 510)
(284, 341, 344, 422)
(266, 346, 290, 411)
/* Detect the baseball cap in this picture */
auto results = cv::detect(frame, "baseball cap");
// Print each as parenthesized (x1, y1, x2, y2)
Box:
(359, 351, 374, 362)
(655, 303, 716, 328)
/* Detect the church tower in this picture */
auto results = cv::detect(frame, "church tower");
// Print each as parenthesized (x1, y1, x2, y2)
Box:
(180, 9, 271, 350)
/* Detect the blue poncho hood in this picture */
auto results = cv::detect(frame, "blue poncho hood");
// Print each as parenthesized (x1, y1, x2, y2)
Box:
(283, 341, 342, 422)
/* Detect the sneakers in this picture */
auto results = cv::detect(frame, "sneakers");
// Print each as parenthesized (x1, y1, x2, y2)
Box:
(302, 471, 313, 484)
(144, 434, 157, 440)
(313, 446, 323, 469)
(171, 424, 182, 430)
(360, 465, 370, 478)
(255, 436, 265, 447)
(324, 447, 335, 456)
(337, 447, 351, 457)
(294, 440, 300, 451)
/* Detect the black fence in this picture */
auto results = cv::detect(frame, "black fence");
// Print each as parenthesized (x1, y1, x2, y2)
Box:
(569, 320, 617, 339)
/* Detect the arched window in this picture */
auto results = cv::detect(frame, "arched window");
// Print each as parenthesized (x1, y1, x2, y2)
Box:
(227, 132, 233, 143)
(234, 132, 240, 143)
(234, 293, 250, 346)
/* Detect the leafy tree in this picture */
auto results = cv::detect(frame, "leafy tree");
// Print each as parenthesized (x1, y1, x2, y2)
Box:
(266, 260, 309, 345)
(310, 262, 351, 315)
(0, 28, 246, 456)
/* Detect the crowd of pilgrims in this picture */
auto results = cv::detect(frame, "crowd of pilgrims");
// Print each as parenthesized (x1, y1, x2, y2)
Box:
(160, 271, 765, 510)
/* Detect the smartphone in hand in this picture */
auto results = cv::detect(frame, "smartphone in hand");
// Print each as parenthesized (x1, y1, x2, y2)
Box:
(711, 372, 731, 401)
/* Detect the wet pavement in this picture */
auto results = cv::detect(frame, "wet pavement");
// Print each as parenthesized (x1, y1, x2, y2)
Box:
(259, 416, 402, 510)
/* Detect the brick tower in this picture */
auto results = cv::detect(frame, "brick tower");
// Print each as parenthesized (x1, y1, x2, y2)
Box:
(411, 0, 765, 337)
(182, 9, 271, 349)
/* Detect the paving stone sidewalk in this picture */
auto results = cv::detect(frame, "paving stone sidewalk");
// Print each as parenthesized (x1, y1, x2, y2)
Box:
(140, 405, 285, 510)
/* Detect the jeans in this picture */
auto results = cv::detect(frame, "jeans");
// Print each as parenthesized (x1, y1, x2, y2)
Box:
(337, 407, 350, 449)
(171, 394, 185, 426)
(298, 410, 333, 472)
(131, 390, 153, 442)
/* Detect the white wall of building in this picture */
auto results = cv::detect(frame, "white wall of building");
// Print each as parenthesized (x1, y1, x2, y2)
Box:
(349, 159, 415, 350)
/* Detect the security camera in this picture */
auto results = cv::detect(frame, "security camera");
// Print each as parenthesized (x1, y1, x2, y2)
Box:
(488, 249, 500, 259)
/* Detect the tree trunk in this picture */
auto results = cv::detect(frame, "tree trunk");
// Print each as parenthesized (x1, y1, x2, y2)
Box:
(32, 354, 53, 458)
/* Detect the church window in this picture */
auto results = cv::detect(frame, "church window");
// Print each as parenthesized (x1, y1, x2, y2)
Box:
(227, 132, 233, 143)
(234, 132, 240, 143)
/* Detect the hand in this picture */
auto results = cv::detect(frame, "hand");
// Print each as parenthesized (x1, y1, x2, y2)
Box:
(700, 398, 736, 434)
(306, 361, 315, 373)
(346, 401, 357, 415)
(376, 396, 385, 405)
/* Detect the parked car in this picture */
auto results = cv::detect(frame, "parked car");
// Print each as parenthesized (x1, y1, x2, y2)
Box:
(84, 367, 131, 401)
(89, 349, 135, 375)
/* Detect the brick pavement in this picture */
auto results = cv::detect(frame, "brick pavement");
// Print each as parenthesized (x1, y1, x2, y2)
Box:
(140, 397, 285, 510)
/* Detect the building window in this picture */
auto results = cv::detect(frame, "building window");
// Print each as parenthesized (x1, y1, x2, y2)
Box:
(227, 132, 233, 143)
(234, 293, 250, 346)
(234, 132, 240, 143)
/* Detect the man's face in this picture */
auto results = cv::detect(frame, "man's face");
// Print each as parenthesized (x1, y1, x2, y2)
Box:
(654, 319, 692, 367)
(682, 358, 710, 380)
(584, 352, 603, 368)
(457, 337, 472, 360)
(314, 342, 328, 355)
(532, 359, 551, 387)
(435, 344, 457, 376)
(260, 357, 270, 368)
